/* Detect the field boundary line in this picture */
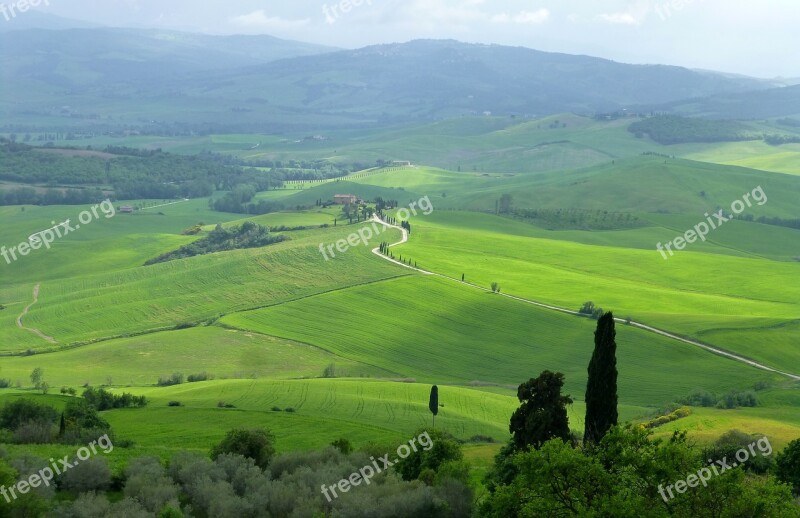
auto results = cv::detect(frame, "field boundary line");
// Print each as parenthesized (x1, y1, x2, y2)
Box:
(372, 216, 800, 382)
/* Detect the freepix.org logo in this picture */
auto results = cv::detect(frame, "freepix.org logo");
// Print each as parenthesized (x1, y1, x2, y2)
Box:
(1, 0, 49, 22)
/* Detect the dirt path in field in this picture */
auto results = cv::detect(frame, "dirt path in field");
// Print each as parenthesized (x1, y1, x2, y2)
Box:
(138, 198, 191, 211)
(371, 215, 800, 382)
(16, 284, 57, 344)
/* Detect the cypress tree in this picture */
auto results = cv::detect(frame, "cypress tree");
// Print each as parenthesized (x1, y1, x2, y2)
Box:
(429, 385, 439, 428)
(584, 311, 618, 445)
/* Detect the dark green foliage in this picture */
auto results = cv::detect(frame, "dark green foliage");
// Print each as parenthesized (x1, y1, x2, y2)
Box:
(628, 115, 755, 145)
(480, 425, 798, 517)
(62, 400, 112, 444)
(509, 371, 573, 450)
(514, 208, 643, 231)
(429, 385, 439, 425)
(776, 438, 800, 495)
(82, 387, 147, 410)
(211, 428, 276, 469)
(579, 301, 605, 319)
(394, 430, 462, 482)
(584, 312, 618, 444)
(60, 457, 113, 494)
(330, 438, 353, 455)
(124, 457, 181, 514)
(702, 430, 774, 475)
(764, 134, 800, 145)
(145, 222, 288, 265)
(0, 399, 57, 431)
(186, 372, 212, 383)
(157, 373, 184, 387)
(679, 389, 758, 409)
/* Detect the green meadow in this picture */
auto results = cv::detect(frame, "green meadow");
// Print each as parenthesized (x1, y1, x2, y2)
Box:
(1, 114, 799, 480)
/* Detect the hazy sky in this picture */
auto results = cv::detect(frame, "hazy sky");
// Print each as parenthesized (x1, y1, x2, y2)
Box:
(34, 0, 799, 77)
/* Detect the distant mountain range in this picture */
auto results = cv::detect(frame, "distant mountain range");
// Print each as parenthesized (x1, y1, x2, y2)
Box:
(2, 21, 799, 131)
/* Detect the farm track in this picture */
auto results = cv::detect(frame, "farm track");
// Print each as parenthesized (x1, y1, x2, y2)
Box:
(371, 215, 800, 382)
(16, 284, 57, 344)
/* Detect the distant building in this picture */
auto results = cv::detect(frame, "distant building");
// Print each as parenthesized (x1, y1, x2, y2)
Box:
(393, 161, 412, 167)
(334, 195, 358, 205)
(119, 206, 134, 213)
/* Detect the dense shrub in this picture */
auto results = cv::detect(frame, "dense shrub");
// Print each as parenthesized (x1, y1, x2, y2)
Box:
(124, 457, 181, 513)
(82, 387, 147, 410)
(157, 373, 184, 387)
(60, 457, 112, 494)
(187, 372, 212, 383)
(776, 438, 800, 495)
(0, 399, 57, 430)
(211, 429, 276, 469)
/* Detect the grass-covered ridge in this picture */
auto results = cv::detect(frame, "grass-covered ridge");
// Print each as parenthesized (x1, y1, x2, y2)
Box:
(144, 221, 288, 265)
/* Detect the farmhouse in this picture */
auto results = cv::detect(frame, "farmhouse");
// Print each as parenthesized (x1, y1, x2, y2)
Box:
(393, 160, 412, 167)
(334, 194, 358, 205)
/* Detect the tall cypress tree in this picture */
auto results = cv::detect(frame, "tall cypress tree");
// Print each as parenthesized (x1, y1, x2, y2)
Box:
(429, 385, 439, 428)
(584, 312, 618, 445)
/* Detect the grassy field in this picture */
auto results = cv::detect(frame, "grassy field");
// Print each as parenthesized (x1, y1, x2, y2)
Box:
(220, 276, 782, 408)
(383, 211, 800, 373)
(0, 207, 406, 351)
(1, 115, 799, 478)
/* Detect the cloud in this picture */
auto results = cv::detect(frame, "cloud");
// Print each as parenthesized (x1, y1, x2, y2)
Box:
(492, 9, 550, 25)
(229, 10, 310, 30)
(598, 12, 640, 25)
(597, 1, 651, 26)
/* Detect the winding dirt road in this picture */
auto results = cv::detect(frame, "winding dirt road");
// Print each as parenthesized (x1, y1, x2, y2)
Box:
(16, 284, 57, 344)
(371, 215, 800, 382)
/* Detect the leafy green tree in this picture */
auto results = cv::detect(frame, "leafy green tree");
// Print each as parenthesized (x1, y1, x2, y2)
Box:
(584, 312, 618, 444)
(330, 438, 353, 454)
(395, 429, 463, 482)
(776, 438, 800, 494)
(0, 399, 57, 430)
(29, 367, 43, 389)
(509, 371, 573, 450)
(211, 429, 276, 469)
(480, 425, 798, 517)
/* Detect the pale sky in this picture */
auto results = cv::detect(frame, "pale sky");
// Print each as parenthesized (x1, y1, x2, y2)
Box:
(31, 0, 800, 78)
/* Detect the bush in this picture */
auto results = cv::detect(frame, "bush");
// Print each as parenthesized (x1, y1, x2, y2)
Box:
(217, 401, 235, 409)
(187, 372, 212, 383)
(157, 373, 184, 387)
(0, 399, 57, 431)
(168, 401, 183, 407)
(776, 438, 800, 495)
(83, 387, 147, 410)
(124, 457, 180, 513)
(331, 438, 353, 455)
(284, 407, 296, 413)
(270, 406, 282, 412)
(13, 420, 53, 444)
(211, 429, 276, 469)
(703, 430, 774, 475)
(60, 457, 113, 493)
(578, 301, 604, 319)
(0, 379, 11, 389)
(680, 388, 717, 407)
(394, 429, 463, 482)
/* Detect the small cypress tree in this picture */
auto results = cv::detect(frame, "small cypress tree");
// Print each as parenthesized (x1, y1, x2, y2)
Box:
(429, 385, 439, 428)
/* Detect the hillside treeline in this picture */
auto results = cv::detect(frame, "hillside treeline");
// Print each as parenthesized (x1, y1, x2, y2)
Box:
(0, 141, 355, 206)
(629, 115, 755, 145)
